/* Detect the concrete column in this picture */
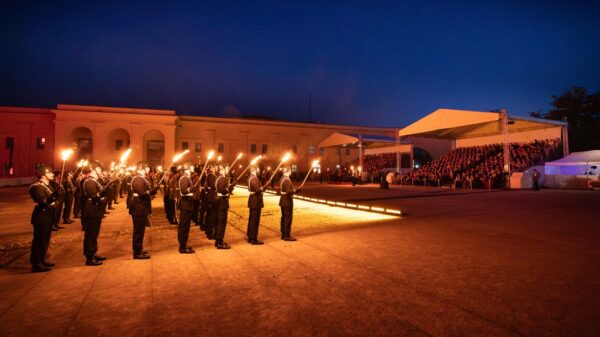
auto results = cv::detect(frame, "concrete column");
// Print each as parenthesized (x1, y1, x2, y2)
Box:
(358, 134, 364, 172)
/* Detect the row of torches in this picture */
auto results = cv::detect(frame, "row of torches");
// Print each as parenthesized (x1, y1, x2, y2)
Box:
(58, 148, 320, 190)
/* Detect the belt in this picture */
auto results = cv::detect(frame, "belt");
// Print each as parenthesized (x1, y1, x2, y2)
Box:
(281, 192, 289, 194)
(133, 193, 139, 197)
(181, 193, 193, 197)
(218, 193, 229, 197)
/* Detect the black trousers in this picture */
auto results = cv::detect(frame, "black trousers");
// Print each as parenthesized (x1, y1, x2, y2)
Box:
(163, 195, 169, 219)
(205, 201, 217, 236)
(106, 187, 113, 208)
(30, 221, 53, 265)
(199, 199, 208, 230)
(214, 198, 228, 243)
(83, 217, 102, 258)
(178, 209, 193, 249)
(280, 206, 293, 238)
(166, 198, 176, 222)
(247, 208, 262, 240)
(54, 200, 63, 226)
(132, 215, 148, 254)
(74, 191, 82, 216)
(192, 200, 200, 225)
(63, 192, 74, 221)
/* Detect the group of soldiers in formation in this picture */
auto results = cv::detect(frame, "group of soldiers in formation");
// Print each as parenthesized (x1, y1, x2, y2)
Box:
(28, 161, 300, 273)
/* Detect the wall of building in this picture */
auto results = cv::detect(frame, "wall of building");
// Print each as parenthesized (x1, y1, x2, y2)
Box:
(455, 126, 562, 148)
(178, 116, 396, 171)
(0, 107, 55, 181)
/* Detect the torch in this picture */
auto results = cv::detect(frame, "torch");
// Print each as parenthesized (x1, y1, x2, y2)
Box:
(59, 149, 74, 184)
(265, 152, 291, 187)
(156, 149, 190, 187)
(236, 155, 262, 181)
(230, 153, 243, 170)
(300, 159, 320, 189)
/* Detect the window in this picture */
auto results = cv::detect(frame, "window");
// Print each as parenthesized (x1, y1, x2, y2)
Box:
(345, 147, 350, 156)
(261, 144, 268, 154)
(5, 137, 14, 149)
(115, 140, 124, 151)
(291, 164, 298, 173)
(319, 147, 325, 156)
(250, 144, 257, 154)
(36, 137, 45, 150)
(182, 142, 189, 150)
(195, 142, 202, 153)
(292, 145, 297, 154)
(218, 143, 224, 153)
(309, 146, 315, 155)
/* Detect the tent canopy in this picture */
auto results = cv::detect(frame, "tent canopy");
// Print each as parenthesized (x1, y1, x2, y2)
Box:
(318, 132, 398, 149)
(398, 109, 566, 139)
(545, 150, 600, 166)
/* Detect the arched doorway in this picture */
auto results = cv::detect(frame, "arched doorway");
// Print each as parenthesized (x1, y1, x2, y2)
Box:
(69, 127, 93, 159)
(143, 130, 165, 167)
(107, 128, 130, 153)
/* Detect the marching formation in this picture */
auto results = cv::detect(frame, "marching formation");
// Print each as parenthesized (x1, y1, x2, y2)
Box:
(28, 149, 306, 273)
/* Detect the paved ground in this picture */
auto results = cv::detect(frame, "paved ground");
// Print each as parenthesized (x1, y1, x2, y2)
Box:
(0, 183, 599, 337)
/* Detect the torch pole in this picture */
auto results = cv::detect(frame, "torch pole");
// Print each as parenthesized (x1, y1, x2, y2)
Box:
(60, 160, 66, 184)
(299, 168, 313, 189)
(264, 161, 286, 187)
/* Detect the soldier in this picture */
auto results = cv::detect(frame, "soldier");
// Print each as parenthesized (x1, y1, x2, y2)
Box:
(214, 165, 234, 249)
(177, 166, 195, 253)
(278, 167, 301, 241)
(129, 167, 157, 259)
(198, 166, 208, 231)
(125, 168, 134, 209)
(73, 170, 83, 218)
(247, 166, 264, 245)
(166, 168, 178, 224)
(82, 166, 108, 266)
(191, 166, 201, 226)
(204, 164, 218, 240)
(62, 171, 75, 224)
(29, 166, 57, 272)
(78, 169, 90, 231)
(50, 171, 65, 231)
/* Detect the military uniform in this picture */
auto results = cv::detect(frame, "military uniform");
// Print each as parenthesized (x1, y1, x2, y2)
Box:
(279, 175, 297, 241)
(204, 171, 217, 239)
(73, 174, 83, 218)
(198, 174, 208, 230)
(129, 173, 155, 258)
(214, 173, 233, 249)
(29, 178, 56, 271)
(247, 174, 264, 244)
(83, 176, 107, 264)
(191, 172, 201, 226)
(125, 174, 133, 209)
(49, 178, 65, 230)
(166, 173, 178, 224)
(62, 174, 74, 223)
(177, 174, 195, 253)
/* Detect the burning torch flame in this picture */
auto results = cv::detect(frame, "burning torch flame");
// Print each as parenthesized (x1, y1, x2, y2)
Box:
(157, 165, 163, 172)
(119, 148, 132, 164)
(312, 159, 320, 168)
(61, 149, 74, 161)
(281, 152, 291, 163)
(217, 155, 222, 162)
(236, 153, 243, 160)
(173, 149, 190, 163)
(251, 155, 261, 165)
(207, 150, 215, 161)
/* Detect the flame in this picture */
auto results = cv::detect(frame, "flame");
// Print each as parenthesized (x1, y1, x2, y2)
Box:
(312, 159, 320, 168)
(250, 155, 261, 165)
(207, 150, 215, 160)
(60, 149, 74, 161)
(281, 152, 291, 163)
(173, 149, 189, 163)
(217, 155, 222, 162)
(157, 165, 163, 172)
(236, 153, 243, 159)
(119, 148, 132, 164)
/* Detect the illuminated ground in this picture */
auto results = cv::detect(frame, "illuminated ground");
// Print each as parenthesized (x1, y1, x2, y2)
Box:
(0, 183, 599, 337)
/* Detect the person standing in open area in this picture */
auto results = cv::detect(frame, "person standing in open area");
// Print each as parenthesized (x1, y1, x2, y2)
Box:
(278, 167, 300, 241)
(28, 166, 57, 273)
(129, 167, 157, 259)
(247, 166, 264, 245)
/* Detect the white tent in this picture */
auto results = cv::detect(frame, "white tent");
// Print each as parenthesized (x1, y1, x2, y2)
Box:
(545, 150, 600, 175)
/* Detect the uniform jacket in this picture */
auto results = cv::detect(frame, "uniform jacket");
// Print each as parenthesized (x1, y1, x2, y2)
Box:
(215, 174, 232, 210)
(205, 172, 217, 203)
(167, 175, 178, 200)
(247, 174, 264, 209)
(129, 175, 152, 216)
(83, 177, 106, 218)
(178, 175, 194, 211)
(29, 180, 56, 225)
(279, 176, 295, 208)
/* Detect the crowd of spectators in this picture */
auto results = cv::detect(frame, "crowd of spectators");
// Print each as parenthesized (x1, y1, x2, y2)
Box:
(363, 153, 397, 173)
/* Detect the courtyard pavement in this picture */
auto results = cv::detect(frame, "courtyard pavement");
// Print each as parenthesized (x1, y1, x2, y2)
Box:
(0, 183, 599, 337)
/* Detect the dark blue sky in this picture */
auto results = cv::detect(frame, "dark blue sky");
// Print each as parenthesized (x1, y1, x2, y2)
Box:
(1, 1, 599, 127)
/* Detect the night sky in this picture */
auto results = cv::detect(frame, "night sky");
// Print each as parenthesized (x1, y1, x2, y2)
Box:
(1, 1, 599, 127)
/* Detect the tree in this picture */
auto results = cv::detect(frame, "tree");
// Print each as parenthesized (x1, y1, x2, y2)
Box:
(532, 87, 600, 152)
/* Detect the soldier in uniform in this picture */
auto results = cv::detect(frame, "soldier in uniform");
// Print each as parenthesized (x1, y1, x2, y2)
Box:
(278, 167, 301, 241)
(29, 166, 57, 272)
(191, 166, 202, 227)
(78, 169, 90, 230)
(177, 166, 195, 253)
(125, 169, 134, 209)
(166, 168, 178, 224)
(197, 166, 208, 231)
(50, 171, 65, 231)
(129, 167, 157, 259)
(82, 166, 108, 266)
(204, 164, 218, 240)
(247, 166, 264, 245)
(214, 165, 234, 249)
(62, 171, 75, 224)
(73, 170, 83, 218)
